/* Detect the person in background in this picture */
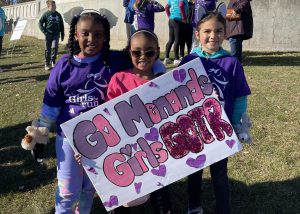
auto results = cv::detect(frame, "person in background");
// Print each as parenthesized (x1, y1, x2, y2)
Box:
(180, 12, 251, 214)
(226, 0, 253, 63)
(123, 0, 136, 39)
(132, 0, 164, 32)
(0, 6, 5, 72)
(164, 0, 188, 66)
(179, 0, 194, 58)
(39, 0, 64, 71)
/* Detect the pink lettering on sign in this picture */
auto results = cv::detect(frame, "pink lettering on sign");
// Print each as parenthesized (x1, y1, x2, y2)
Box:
(103, 138, 169, 187)
(160, 97, 233, 159)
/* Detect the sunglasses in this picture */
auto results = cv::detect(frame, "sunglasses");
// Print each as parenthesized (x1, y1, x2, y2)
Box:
(130, 50, 157, 58)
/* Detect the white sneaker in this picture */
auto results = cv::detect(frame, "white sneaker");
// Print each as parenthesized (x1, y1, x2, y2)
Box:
(45, 65, 51, 71)
(163, 58, 173, 65)
(51, 61, 55, 68)
(188, 207, 203, 214)
(173, 59, 181, 66)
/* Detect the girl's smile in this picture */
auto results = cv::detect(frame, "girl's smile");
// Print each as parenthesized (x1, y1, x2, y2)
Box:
(75, 19, 105, 57)
(196, 17, 225, 54)
(130, 34, 159, 79)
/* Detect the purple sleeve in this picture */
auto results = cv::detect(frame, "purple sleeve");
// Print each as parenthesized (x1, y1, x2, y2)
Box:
(233, 60, 251, 98)
(179, 1, 187, 20)
(165, 4, 171, 17)
(148, 1, 165, 12)
(43, 59, 66, 108)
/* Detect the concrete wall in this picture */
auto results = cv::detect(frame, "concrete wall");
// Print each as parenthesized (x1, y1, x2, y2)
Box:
(3, 0, 300, 52)
(3, 1, 38, 21)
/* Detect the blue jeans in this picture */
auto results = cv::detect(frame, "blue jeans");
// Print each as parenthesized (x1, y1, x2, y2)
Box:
(187, 158, 230, 214)
(229, 36, 244, 63)
(55, 136, 95, 214)
(44, 34, 59, 65)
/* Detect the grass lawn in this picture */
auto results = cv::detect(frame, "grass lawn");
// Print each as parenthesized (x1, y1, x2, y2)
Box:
(0, 35, 299, 214)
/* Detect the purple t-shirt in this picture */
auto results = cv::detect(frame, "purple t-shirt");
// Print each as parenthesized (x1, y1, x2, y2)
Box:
(135, 1, 164, 31)
(43, 52, 130, 136)
(180, 53, 251, 121)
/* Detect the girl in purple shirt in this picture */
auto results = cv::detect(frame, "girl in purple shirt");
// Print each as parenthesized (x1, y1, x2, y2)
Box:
(133, 0, 165, 32)
(180, 12, 251, 214)
(22, 10, 165, 214)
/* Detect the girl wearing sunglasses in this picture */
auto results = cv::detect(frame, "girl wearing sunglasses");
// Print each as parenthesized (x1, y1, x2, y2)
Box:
(107, 29, 171, 214)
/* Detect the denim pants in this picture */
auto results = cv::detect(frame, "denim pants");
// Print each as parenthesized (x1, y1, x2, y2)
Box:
(55, 136, 95, 214)
(44, 34, 59, 66)
(187, 158, 230, 214)
(228, 36, 244, 63)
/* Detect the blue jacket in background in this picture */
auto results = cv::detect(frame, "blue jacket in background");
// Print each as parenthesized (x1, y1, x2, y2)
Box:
(0, 8, 5, 36)
(123, 0, 135, 24)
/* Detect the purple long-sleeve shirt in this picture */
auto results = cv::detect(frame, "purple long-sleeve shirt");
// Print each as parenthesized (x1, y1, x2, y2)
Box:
(135, 0, 164, 31)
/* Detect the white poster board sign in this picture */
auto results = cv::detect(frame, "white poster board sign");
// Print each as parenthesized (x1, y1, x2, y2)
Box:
(61, 58, 242, 211)
(10, 20, 27, 41)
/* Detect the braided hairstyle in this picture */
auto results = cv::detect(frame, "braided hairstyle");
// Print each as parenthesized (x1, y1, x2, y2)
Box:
(67, 11, 111, 65)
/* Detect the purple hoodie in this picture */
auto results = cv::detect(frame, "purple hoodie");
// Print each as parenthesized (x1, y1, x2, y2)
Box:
(135, 0, 164, 31)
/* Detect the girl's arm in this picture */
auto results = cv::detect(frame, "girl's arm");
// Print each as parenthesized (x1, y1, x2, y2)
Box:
(231, 96, 247, 125)
(37, 104, 61, 129)
(165, 4, 171, 17)
(179, 1, 187, 21)
(150, 1, 165, 12)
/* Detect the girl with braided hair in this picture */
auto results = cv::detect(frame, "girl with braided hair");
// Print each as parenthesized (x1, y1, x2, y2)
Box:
(22, 9, 165, 214)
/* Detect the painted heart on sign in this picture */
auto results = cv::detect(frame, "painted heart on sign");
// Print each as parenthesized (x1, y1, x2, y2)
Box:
(131, 143, 138, 151)
(134, 182, 142, 194)
(103, 195, 118, 207)
(151, 164, 166, 177)
(120, 144, 132, 157)
(226, 139, 235, 148)
(173, 69, 186, 83)
(186, 154, 206, 168)
(144, 127, 159, 141)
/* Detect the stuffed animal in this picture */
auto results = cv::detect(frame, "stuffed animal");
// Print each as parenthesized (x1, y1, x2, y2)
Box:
(233, 113, 253, 144)
(21, 120, 49, 163)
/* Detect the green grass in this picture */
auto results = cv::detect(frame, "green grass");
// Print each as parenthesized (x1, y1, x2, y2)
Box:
(0, 35, 299, 214)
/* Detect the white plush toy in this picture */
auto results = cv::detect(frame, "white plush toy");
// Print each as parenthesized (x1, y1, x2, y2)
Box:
(21, 125, 49, 150)
(21, 120, 49, 163)
(233, 113, 253, 144)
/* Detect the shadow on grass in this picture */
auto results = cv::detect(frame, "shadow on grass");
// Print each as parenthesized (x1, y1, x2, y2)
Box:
(89, 176, 300, 214)
(0, 74, 50, 84)
(1, 61, 40, 69)
(0, 121, 56, 195)
(0, 120, 299, 214)
(243, 51, 300, 66)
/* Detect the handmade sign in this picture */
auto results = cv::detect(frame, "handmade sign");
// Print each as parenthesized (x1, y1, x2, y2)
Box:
(61, 58, 242, 211)
(10, 19, 27, 41)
